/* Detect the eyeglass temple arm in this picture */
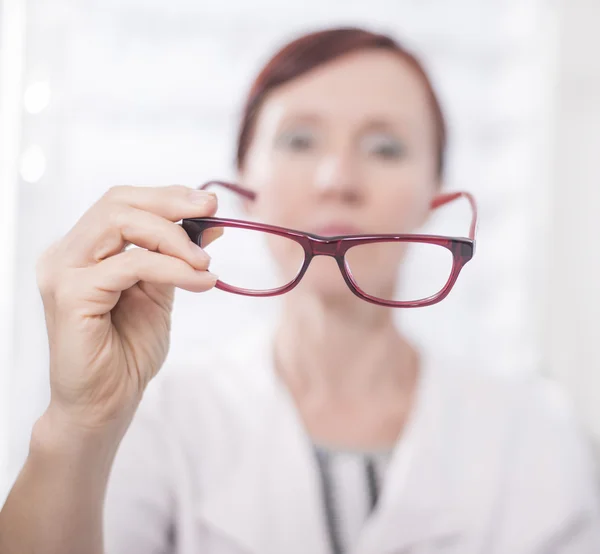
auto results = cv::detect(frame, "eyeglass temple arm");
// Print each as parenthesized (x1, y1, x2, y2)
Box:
(430, 191, 478, 240)
(199, 181, 477, 240)
(199, 180, 257, 200)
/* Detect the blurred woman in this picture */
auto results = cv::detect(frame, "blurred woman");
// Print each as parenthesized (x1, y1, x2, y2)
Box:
(1, 27, 599, 554)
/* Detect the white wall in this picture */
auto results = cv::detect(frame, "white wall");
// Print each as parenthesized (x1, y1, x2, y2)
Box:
(0, 0, 26, 501)
(4, 0, 559, 480)
(544, 0, 600, 448)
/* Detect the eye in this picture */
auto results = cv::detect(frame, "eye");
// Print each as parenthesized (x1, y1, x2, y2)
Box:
(362, 133, 405, 160)
(275, 127, 316, 152)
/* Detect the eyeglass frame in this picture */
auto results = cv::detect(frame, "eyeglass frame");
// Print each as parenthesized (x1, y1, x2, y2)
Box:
(181, 180, 478, 308)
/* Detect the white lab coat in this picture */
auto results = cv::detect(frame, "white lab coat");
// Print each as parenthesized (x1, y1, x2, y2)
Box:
(104, 326, 600, 554)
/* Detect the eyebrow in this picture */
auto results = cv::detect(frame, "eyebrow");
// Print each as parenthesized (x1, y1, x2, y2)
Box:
(360, 117, 415, 134)
(279, 112, 414, 132)
(277, 113, 323, 128)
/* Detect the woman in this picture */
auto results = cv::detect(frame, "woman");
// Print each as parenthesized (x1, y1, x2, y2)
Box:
(1, 27, 599, 554)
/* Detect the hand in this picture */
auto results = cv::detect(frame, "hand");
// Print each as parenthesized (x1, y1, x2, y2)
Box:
(36, 185, 220, 434)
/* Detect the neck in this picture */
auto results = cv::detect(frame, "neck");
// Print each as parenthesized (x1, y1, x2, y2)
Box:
(274, 292, 419, 398)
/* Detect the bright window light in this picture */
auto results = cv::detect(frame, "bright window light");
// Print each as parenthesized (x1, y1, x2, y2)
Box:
(19, 145, 46, 183)
(23, 81, 51, 114)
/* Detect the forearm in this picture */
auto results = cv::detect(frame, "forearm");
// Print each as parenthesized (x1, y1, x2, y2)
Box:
(0, 408, 124, 554)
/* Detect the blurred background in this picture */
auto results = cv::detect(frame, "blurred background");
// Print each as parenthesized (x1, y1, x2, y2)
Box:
(1, 0, 599, 497)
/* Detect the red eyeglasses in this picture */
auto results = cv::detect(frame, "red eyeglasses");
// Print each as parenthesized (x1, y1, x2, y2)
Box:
(182, 181, 477, 308)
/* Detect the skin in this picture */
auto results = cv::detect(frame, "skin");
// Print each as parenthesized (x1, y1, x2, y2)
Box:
(0, 49, 440, 552)
(240, 50, 439, 448)
(0, 186, 221, 554)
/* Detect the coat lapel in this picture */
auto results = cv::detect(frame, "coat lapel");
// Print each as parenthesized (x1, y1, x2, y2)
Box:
(354, 357, 466, 554)
(197, 329, 331, 554)
(198, 330, 466, 554)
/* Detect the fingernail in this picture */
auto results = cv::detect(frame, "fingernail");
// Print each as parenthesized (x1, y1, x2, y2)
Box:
(197, 271, 219, 286)
(189, 190, 217, 206)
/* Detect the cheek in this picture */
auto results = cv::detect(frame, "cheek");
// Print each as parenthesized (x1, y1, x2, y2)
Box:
(265, 233, 306, 283)
(244, 157, 314, 227)
(364, 156, 435, 227)
(369, 180, 432, 233)
(250, 185, 308, 228)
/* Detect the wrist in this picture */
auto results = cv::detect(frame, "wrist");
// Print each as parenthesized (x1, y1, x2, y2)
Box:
(30, 404, 127, 472)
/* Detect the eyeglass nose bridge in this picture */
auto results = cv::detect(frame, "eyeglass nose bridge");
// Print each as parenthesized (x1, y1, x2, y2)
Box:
(306, 237, 344, 257)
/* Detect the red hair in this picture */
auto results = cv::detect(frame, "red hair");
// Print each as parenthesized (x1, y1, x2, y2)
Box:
(236, 27, 447, 176)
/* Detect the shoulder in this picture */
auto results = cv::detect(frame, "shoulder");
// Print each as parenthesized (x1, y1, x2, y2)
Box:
(105, 330, 275, 553)
(440, 359, 591, 456)
(437, 358, 594, 470)
(434, 358, 600, 544)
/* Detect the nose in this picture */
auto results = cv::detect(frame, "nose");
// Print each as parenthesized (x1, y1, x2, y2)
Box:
(314, 153, 363, 204)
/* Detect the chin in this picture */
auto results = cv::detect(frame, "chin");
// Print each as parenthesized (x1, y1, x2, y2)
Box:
(293, 274, 358, 306)
(300, 262, 346, 291)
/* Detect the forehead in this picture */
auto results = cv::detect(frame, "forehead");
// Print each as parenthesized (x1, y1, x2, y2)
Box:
(260, 49, 436, 127)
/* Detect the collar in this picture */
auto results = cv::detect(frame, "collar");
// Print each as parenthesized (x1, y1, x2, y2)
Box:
(197, 328, 466, 554)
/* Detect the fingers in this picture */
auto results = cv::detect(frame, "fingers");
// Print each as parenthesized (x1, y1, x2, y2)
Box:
(90, 207, 212, 269)
(57, 249, 218, 316)
(93, 249, 217, 294)
(60, 185, 218, 267)
(36, 185, 224, 316)
(102, 184, 218, 222)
